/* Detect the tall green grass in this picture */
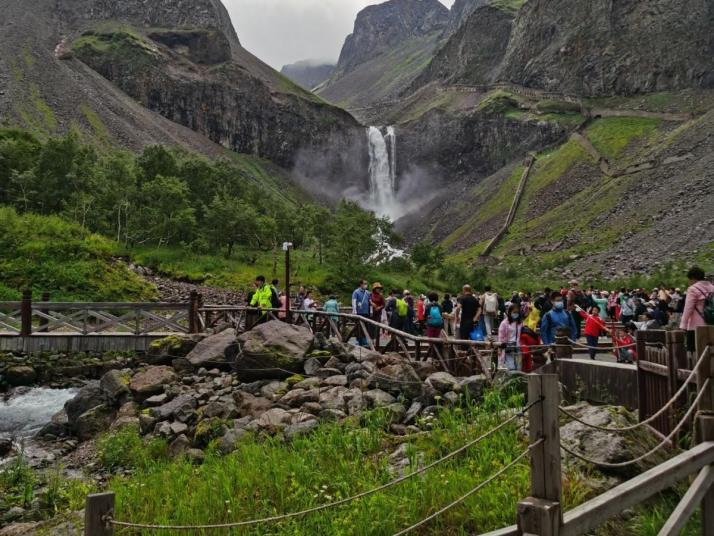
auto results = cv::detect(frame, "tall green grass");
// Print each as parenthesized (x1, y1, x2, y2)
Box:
(102, 388, 594, 535)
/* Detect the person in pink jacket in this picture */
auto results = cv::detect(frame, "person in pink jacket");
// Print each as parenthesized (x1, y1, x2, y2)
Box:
(680, 266, 714, 352)
(498, 303, 523, 371)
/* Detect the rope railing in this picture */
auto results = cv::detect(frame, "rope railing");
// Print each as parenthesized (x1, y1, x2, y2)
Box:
(567, 338, 636, 351)
(560, 379, 709, 469)
(391, 439, 542, 536)
(106, 399, 541, 531)
(558, 345, 710, 433)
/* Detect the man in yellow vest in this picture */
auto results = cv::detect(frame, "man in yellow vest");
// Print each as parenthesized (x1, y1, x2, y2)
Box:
(250, 275, 273, 323)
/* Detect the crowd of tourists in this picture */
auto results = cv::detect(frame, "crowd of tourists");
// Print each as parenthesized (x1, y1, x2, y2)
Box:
(246, 267, 714, 373)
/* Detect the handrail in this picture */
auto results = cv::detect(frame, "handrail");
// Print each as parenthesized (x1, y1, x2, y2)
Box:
(202, 305, 505, 349)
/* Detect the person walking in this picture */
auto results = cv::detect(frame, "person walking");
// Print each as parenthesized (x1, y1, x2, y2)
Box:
(498, 303, 523, 371)
(249, 275, 274, 324)
(456, 285, 481, 340)
(352, 279, 371, 347)
(425, 292, 444, 339)
(482, 286, 499, 336)
(576, 304, 610, 360)
(540, 292, 578, 347)
(680, 266, 714, 353)
(370, 283, 386, 342)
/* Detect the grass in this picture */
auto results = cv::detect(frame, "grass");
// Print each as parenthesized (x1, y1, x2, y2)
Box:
(488, 0, 528, 14)
(0, 206, 156, 301)
(98, 386, 595, 535)
(129, 244, 447, 298)
(586, 117, 661, 160)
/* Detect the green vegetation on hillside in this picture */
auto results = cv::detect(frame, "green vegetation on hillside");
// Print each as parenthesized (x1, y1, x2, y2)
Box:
(488, 0, 528, 14)
(0, 207, 155, 301)
(586, 117, 661, 160)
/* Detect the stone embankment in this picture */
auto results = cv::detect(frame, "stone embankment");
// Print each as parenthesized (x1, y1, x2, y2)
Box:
(27, 321, 488, 456)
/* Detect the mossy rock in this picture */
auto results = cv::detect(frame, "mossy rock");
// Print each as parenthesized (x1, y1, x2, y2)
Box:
(286, 375, 305, 387)
(193, 417, 228, 448)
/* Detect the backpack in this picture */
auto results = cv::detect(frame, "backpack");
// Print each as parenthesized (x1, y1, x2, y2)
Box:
(696, 287, 714, 325)
(427, 304, 444, 328)
(396, 298, 408, 317)
(270, 287, 281, 309)
(484, 293, 499, 314)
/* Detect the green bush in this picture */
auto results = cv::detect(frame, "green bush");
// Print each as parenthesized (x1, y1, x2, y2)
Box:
(98, 426, 168, 470)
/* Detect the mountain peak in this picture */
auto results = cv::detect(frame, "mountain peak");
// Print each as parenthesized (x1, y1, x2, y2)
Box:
(336, 0, 449, 74)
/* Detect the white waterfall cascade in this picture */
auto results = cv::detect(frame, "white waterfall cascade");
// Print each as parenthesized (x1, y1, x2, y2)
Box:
(367, 125, 398, 217)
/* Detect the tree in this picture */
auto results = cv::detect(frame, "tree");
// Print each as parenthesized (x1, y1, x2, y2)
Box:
(135, 175, 196, 245)
(411, 240, 446, 277)
(325, 200, 380, 278)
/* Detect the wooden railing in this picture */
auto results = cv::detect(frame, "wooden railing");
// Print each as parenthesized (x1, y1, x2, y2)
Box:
(0, 290, 201, 336)
(487, 325, 714, 536)
(202, 305, 501, 379)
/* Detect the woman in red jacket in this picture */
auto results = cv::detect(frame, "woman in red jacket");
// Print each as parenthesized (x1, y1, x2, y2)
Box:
(576, 304, 611, 360)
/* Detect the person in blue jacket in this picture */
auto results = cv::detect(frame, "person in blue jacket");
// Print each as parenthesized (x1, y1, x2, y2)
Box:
(540, 291, 578, 346)
(352, 279, 371, 347)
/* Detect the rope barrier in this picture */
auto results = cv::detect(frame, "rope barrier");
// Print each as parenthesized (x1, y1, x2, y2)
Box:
(391, 439, 542, 536)
(107, 400, 541, 531)
(560, 379, 709, 469)
(558, 345, 710, 432)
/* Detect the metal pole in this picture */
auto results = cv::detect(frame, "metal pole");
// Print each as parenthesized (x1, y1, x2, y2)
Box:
(284, 244, 291, 321)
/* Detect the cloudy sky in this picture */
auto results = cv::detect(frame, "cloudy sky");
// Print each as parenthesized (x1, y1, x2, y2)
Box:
(223, 0, 455, 70)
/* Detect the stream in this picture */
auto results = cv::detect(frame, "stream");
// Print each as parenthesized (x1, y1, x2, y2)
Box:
(0, 387, 77, 440)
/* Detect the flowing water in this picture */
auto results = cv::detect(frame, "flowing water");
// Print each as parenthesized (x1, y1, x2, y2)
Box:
(0, 387, 77, 440)
(367, 125, 398, 217)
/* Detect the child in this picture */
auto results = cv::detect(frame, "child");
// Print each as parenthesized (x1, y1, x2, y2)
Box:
(520, 307, 542, 372)
(613, 325, 637, 364)
(575, 304, 611, 360)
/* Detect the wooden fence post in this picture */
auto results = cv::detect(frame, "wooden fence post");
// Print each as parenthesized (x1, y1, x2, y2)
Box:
(188, 291, 199, 334)
(554, 329, 572, 361)
(84, 492, 114, 536)
(518, 374, 562, 536)
(695, 326, 714, 536)
(20, 289, 32, 336)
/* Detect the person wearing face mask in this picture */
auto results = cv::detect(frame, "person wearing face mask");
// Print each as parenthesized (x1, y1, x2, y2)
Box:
(619, 288, 635, 326)
(540, 292, 577, 347)
(352, 279, 371, 347)
(498, 303, 523, 371)
(680, 266, 714, 352)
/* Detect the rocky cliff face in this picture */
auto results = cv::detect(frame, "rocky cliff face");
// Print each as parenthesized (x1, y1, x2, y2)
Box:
(499, 0, 714, 96)
(413, 5, 515, 88)
(444, 0, 488, 34)
(336, 0, 449, 74)
(281, 60, 335, 91)
(1, 0, 368, 192)
(318, 0, 449, 109)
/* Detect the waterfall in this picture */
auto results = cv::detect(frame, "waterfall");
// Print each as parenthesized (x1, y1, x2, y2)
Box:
(367, 126, 397, 217)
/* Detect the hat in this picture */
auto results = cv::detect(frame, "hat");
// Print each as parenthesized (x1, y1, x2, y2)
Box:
(372, 282, 383, 290)
(404, 290, 411, 296)
(569, 279, 579, 286)
(675, 288, 681, 292)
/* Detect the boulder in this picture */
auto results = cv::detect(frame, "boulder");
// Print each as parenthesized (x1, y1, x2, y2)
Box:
(99, 370, 131, 402)
(255, 408, 292, 430)
(363, 389, 396, 408)
(260, 381, 288, 400)
(303, 357, 323, 376)
(0, 438, 12, 457)
(458, 375, 487, 401)
(344, 388, 366, 415)
(404, 401, 423, 424)
(194, 417, 228, 447)
(129, 367, 177, 398)
(294, 377, 321, 390)
(234, 321, 313, 380)
(279, 388, 320, 408)
(560, 403, 665, 475)
(168, 434, 191, 457)
(218, 428, 248, 454)
(4, 366, 37, 386)
(324, 375, 348, 387)
(426, 372, 459, 394)
(284, 420, 318, 440)
(65, 381, 106, 422)
(319, 408, 347, 421)
(186, 329, 236, 367)
(319, 386, 348, 411)
(233, 391, 273, 419)
(75, 404, 116, 440)
(367, 362, 423, 398)
(38, 409, 69, 438)
(149, 393, 197, 421)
